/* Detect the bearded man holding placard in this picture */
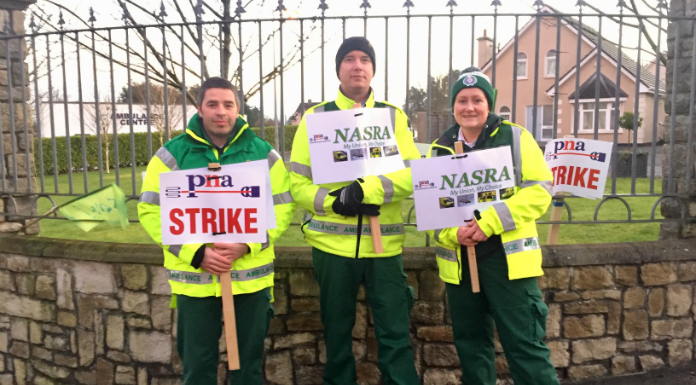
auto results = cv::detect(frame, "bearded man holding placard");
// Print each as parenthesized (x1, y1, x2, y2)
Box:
(425, 67, 560, 385)
(138, 77, 295, 385)
(289, 37, 421, 385)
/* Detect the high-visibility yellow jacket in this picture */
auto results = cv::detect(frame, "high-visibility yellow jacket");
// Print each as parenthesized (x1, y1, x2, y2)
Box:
(138, 114, 295, 297)
(289, 89, 421, 258)
(426, 115, 553, 283)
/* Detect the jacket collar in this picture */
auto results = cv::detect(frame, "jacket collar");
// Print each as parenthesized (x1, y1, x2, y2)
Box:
(185, 113, 249, 151)
(335, 87, 376, 110)
(439, 113, 502, 149)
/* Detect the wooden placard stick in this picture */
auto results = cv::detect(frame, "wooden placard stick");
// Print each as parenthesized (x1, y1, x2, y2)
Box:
(353, 103, 384, 253)
(208, 162, 240, 371)
(220, 272, 241, 370)
(546, 192, 567, 245)
(454, 141, 480, 293)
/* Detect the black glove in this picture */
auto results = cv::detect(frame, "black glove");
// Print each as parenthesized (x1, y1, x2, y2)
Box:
(329, 179, 365, 217)
(357, 204, 380, 217)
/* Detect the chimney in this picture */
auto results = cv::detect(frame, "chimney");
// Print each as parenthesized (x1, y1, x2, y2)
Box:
(477, 29, 494, 69)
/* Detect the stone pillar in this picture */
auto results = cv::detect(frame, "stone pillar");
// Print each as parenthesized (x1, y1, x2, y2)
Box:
(0, 0, 38, 235)
(661, 0, 696, 239)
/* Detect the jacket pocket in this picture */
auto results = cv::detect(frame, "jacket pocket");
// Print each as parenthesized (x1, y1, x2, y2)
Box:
(406, 285, 415, 314)
(529, 296, 549, 341)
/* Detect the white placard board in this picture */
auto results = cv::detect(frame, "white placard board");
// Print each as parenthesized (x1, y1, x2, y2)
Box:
(411, 146, 515, 231)
(305, 108, 405, 184)
(159, 160, 275, 245)
(544, 138, 613, 199)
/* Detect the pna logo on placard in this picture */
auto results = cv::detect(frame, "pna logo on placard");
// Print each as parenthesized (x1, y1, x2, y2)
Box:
(164, 173, 260, 198)
(414, 180, 437, 190)
(546, 140, 606, 163)
(309, 134, 330, 143)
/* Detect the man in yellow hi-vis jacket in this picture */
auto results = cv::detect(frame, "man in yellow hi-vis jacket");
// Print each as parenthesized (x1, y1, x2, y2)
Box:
(289, 37, 421, 385)
(138, 77, 295, 385)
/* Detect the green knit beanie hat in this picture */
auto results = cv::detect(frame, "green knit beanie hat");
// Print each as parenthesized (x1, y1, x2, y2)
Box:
(450, 66, 496, 111)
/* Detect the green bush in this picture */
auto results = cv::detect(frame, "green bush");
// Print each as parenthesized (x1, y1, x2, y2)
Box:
(250, 125, 298, 154)
(34, 126, 298, 175)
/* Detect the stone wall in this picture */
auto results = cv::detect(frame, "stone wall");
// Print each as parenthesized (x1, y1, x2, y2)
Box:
(662, 0, 696, 239)
(0, 8, 39, 235)
(0, 236, 696, 384)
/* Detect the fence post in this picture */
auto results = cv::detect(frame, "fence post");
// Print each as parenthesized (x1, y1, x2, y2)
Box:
(0, 0, 39, 235)
(660, 0, 695, 239)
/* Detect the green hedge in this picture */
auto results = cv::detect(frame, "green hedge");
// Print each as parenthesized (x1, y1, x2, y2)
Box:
(34, 125, 298, 175)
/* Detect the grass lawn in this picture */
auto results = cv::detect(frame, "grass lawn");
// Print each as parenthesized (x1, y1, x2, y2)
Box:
(35, 168, 662, 246)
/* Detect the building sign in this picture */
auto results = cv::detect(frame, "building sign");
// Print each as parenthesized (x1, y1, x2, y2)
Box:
(38, 103, 198, 137)
(410, 146, 515, 231)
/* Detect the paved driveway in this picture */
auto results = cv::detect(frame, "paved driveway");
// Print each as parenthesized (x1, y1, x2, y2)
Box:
(569, 365, 696, 385)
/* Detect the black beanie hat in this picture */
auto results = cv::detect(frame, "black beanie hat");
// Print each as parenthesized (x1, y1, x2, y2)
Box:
(335, 36, 376, 77)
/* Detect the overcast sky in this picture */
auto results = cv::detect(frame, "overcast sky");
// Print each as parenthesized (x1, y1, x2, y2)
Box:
(25, 0, 664, 125)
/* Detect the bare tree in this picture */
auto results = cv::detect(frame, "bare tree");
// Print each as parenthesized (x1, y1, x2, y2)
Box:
(29, 0, 323, 106)
(581, 0, 668, 65)
(84, 94, 122, 173)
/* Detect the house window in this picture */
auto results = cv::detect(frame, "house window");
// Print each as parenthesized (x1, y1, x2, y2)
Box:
(526, 105, 555, 140)
(578, 102, 619, 131)
(545, 50, 557, 77)
(516, 53, 528, 78)
(499, 106, 511, 121)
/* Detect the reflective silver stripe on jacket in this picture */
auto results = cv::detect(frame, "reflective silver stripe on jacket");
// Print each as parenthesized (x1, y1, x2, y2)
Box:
(387, 106, 396, 129)
(139, 191, 160, 206)
(510, 126, 523, 186)
(314, 188, 330, 216)
(433, 229, 443, 243)
(436, 247, 458, 262)
(168, 270, 214, 284)
(520, 180, 553, 195)
(168, 244, 183, 257)
(493, 202, 516, 232)
(289, 162, 312, 179)
(155, 147, 179, 171)
(230, 262, 274, 281)
(403, 159, 411, 168)
(306, 219, 405, 236)
(260, 232, 271, 251)
(378, 175, 395, 204)
(314, 105, 325, 113)
(273, 191, 294, 205)
(268, 149, 282, 169)
(167, 263, 274, 284)
(503, 237, 541, 256)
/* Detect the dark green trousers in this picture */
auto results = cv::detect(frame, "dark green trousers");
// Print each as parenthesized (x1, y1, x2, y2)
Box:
(312, 248, 420, 385)
(446, 249, 560, 385)
(176, 288, 273, 385)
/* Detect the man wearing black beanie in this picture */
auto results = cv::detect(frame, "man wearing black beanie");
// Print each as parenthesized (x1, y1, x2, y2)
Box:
(289, 37, 421, 385)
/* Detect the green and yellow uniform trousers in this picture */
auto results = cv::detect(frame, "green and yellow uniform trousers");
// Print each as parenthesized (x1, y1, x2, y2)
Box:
(313, 249, 418, 385)
(447, 248, 559, 385)
(177, 289, 273, 385)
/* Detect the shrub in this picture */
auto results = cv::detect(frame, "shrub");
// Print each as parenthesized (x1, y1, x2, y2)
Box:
(34, 126, 298, 175)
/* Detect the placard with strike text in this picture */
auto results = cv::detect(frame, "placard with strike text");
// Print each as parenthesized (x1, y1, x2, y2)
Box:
(159, 160, 275, 245)
(410, 146, 515, 231)
(305, 108, 405, 184)
(544, 138, 613, 199)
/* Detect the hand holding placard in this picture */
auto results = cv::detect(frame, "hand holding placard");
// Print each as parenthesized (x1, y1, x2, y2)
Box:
(205, 164, 240, 372)
(454, 141, 480, 294)
(353, 103, 384, 254)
